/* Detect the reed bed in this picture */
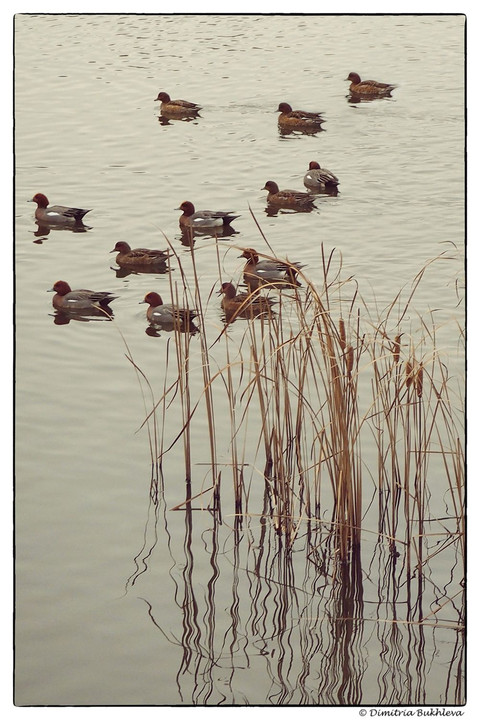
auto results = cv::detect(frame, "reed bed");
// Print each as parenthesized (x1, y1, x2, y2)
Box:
(122, 233, 464, 704)
(130, 234, 464, 585)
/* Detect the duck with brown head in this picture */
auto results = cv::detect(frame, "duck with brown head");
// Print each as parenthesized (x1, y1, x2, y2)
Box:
(110, 242, 170, 270)
(276, 102, 325, 131)
(262, 181, 316, 210)
(345, 72, 396, 97)
(303, 161, 340, 194)
(240, 248, 304, 291)
(155, 91, 201, 115)
(177, 201, 240, 229)
(48, 281, 117, 316)
(30, 193, 91, 225)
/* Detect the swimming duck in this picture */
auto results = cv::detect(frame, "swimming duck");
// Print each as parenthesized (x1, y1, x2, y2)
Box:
(155, 92, 201, 114)
(141, 291, 198, 327)
(218, 281, 275, 319)
(303, 161, 340, 193)
(276, 102, 325, 131)
(240, 248, 304, 290)
(30, 193, 91, 225)
(48, 281, 117, 314)
(345, 72, 396, 97)
(177, 201, 240, 230)
(110, 241, 170, 270)
(262, 181, 315, 210)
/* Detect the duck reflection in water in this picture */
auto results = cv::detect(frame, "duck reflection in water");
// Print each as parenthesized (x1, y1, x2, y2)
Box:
(179, 223, 239, 247)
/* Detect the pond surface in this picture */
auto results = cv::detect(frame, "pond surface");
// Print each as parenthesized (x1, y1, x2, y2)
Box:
(14, 13, 465, 707)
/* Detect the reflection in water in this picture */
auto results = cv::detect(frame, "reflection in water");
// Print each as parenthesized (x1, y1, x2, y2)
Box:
(34, 221, 91, 237)
(264, 204, 315, 217)
(111, 264, 171, 279)
(51, 309, 114, 324)
(158, 113, 201, 126)
(277, 125, 325, 138)
(178, 225, 239, 247)
(145, 320, 199, 336)
(129, 495, 464, 705)
(346, 93, 396, 105)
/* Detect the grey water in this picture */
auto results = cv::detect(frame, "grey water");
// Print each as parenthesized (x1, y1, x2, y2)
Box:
(14, 14, 465, 706)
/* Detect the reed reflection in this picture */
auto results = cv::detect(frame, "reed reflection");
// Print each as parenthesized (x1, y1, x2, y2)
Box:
(122, 243, 463, 705)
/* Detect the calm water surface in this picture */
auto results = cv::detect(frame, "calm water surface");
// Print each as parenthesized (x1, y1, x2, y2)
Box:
(14, 14, 465, 706)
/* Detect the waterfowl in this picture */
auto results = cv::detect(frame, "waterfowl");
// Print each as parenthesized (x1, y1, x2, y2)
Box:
(262, 181, 315, 210)
(48, 281, 117, 314)
(218, 281, 275, 319)
(240, 248, 304, 290)
(155, 92, 201, 114)
(303, 161, 340, 193)
(276, 102, 325, 131)
(141, 291, 197, 327)
(30, 193, 91, 225)
(345, 72, 396, 97)
(110, 241, 170, 270)
(177, 201, 240, 230)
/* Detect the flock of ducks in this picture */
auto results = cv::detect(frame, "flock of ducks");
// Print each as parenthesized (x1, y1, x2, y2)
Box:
(31, 72, 396, 330)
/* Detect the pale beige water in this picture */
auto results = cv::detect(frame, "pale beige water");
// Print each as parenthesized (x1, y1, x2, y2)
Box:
(14, 14, 464, 706)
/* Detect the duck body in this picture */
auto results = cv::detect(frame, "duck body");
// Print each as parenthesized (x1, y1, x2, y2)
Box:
(49, 281, 117, 314)
(110, 241, 170, 269)
(155, 92, 201, 114)
(31, 193, 91, 225)
(346, 72, 396, 97)
(277, 102, 325, 131)
(262, 181, 315, 210)
(303, 161, 340, 193)
(178, 201, 240, 229)
(240, 248, 304, 290)
(218, 282, 275, 319)
(141, 291, 197, 327)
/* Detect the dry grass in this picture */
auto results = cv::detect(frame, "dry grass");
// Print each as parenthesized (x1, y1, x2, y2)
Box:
(126, 230, 464, 580)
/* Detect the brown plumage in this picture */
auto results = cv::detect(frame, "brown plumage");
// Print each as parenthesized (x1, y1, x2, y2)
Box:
(346, 72, 396, 97)
(155, 92, 201, 114)
(276, 102, 325, 130)
(110, 241, 170, 270)
(262, 180, 316, 210)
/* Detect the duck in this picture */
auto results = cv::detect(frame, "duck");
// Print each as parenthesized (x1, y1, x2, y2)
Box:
(218, 281, 275, 319)
(345, 72, 396, 97)
(110, 241, 170, 270)
(30, 193, 91, 225)
(240, 248, 304, 290)
(48, 281, 117, 314)
(262, 181, 315, 210)
(303, 161, 340, 193)
(141, 291, 198, 327)
(154, 92, 201, 114)
(177, 201, 240, 230)
(276, 102, 325, 131)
